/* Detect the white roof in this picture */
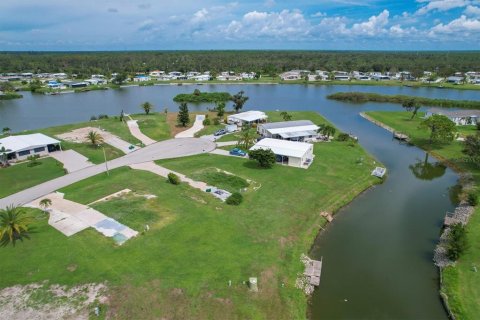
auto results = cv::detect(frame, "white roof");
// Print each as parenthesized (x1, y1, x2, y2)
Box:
(250, 138, 313, 158)
(228, 111, 267, 122)
(268, 125, 319, 135)
(0, 133, 59, 153)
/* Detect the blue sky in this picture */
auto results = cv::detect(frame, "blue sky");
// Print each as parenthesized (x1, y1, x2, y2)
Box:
(1, 0, 480, 50)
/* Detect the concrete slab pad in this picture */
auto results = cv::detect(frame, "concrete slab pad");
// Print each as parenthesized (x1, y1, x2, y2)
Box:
(49, 150, 93, 173)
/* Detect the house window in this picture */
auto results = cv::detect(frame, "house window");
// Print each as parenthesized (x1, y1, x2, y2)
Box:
(34, 147, 45, 153)
(18, 150, 31, 156)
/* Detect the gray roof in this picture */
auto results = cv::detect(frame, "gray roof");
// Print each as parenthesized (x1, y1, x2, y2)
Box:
(260, 120, 315, 130)
(428, 108, 480, 118)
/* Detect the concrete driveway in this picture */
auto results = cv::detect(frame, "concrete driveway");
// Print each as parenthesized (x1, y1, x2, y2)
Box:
(49, 150, 93, 173)
(175, 115, 205, 138)
(127, 120, 156, 145)
(0, 138, 216, 209)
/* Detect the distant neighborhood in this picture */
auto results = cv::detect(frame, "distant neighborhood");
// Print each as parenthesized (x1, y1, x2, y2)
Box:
(1, 68, 480, 94)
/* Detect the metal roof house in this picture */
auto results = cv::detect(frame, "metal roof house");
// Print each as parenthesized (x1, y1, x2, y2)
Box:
(227, 111, 268, 125)
(425, 108, 480, 126)
(0, 133, 61, 162)
(250, 138, 314, 168)
(257, 120, 319, 141)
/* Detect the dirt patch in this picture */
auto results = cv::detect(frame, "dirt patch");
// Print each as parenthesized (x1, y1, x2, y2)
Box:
(66, 264, 77, 272)
(166, 112, 193, 137)
(0, 282, 107, 320)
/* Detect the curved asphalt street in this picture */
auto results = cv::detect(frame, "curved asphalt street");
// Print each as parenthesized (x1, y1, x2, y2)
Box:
(0, 138, 216, 209)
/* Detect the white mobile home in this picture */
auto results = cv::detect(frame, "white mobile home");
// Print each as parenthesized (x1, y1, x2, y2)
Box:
(227, 111, 268, 125)
(257, 120, 319, 141)
(250, 138, 314, 168)
(0, 133, 61, 162)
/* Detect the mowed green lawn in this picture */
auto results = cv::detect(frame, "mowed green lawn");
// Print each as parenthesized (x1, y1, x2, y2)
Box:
(0, 111, 380, 319)
(0, 158, 65, 198)
(366, 111, 480, 320)
(132, 113, 171, 141)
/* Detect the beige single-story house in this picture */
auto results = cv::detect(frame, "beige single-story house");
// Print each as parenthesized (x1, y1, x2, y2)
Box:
(257, 120, 319, 141)
(227, 111, 268, 126)
(249, 138, 314, 168)
(0, 133, 61, 162)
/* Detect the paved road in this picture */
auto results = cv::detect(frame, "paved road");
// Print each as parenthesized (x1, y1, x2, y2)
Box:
(0, 138, 216, 209)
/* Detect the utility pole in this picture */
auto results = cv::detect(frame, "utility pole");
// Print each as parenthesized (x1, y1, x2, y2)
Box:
(99, 144, 109, 176)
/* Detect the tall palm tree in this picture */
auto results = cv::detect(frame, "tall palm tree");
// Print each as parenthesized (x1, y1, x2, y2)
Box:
(0, 205, 33, 247)
(141, 101, 153, 115)
(39, 198, 52, 213)
(237, 126, 256, 150)
(85, 131, 104, 146)
(0, 144, 11, 166)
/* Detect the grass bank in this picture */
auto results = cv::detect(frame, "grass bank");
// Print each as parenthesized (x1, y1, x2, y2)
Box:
(173, 91, 231, 103)
(0, 157, 65, 198)
(0, 111, 381, 319)
(328, 92, 480, 109)
(365, 111, 480, 320)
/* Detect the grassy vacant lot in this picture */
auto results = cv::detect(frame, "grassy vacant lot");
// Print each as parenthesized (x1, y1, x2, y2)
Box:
(0, 158, 65, 198)
(0, 111, 380, 319)
(366, 111, 480, 320)
(132, 113, 171, 141)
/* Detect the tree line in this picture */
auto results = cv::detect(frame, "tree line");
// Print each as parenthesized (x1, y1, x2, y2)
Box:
(1, 51, 479, 77)
(328, 92, 480, 109)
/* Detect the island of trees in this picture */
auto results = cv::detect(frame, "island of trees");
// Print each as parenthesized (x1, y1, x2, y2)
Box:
(173, 89, 231, 103)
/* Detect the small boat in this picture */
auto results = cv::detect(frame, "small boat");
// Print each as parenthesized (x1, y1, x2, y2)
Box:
(371, 167, 386, 178)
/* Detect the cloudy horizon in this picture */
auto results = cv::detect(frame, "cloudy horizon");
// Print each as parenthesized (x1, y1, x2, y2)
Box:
(1, 0, 480, 51)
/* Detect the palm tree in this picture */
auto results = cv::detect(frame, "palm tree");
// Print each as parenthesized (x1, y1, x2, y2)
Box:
(85, 131, 104, 146)
(318, 125, 336, 139)
(141, 101, 153, 115)
(2, 127, 11, 135)
(39, 198, 52, 213)
(237, 126, 256, 150)
(0, 144, 11, 167)
(0, 205, 33, 247)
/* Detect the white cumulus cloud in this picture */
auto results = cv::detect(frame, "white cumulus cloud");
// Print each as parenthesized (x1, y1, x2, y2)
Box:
(416, 0, 472, 15)
(350, 9, 389, 36)
(430, 14, 480, 34)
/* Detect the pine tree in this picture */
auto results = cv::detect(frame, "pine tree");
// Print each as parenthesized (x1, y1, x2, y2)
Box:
(177, 102, 190, 127)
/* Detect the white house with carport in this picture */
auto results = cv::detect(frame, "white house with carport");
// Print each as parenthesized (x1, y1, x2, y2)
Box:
(425, 108, 480, 126)
(0, 133, 61, 162)
(227, 111, 268, 126)
(257, 120, 319, 141)
(250, 138, 314, 168)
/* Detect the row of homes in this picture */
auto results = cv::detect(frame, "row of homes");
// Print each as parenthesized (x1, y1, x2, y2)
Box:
(278, 70, 480, 84)
(226, 111, 318, 169)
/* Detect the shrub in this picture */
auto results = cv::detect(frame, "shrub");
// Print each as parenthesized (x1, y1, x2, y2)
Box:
(98, 114, 109, 119)
(249, 148, 276, 168)
(90, 115, 97, 121)
(467, 192, 478, 206)
(213, 118, 220, 125)
(476, 123, 480, 131)
(203, 118, 211, 126)
(446, 223, 469, 261)
(337, 133, 350, 141)
(226, 192, 243, 205)
(167, 173, 181, 185)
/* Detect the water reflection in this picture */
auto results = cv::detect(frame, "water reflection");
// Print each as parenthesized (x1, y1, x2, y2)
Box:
(409, 153, 447, 181)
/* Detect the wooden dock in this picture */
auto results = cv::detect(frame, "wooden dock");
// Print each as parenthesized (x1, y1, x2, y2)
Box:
(303, 257, 323, 286)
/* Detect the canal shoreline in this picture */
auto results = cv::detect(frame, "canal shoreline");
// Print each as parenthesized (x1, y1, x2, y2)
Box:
(359, 112, 472, 320)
